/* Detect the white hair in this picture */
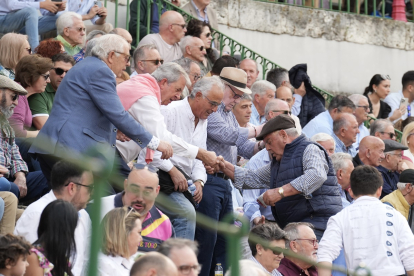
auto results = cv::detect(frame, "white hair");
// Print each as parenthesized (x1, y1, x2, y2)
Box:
(284, 127, 299, 137)
(56, 12, 82, 36)
(348, 94, 368, 106)
(251, 80, 276, 98)
(264, 99, 288, 120)
(331, 152, 353, 173)
(180, 36, 194, 55)
(397, 182, 410, 190)
(151, 62, 191, 88)
(311, 133, 336, 148)
(190, 75, 224, 98)
(90, 34, 128, 60)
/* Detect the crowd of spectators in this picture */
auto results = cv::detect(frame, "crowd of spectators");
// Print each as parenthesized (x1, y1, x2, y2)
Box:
(1, 1, 414, 276)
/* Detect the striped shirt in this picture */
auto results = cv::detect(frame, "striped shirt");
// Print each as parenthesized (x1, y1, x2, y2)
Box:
(234, 143, 329, 196)
(207, 103, 255, 165)
(250, 256, 283, 276)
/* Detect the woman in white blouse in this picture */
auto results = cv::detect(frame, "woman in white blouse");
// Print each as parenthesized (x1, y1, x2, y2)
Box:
(98, 207, 142, 276)
(401, 122, 414, 163)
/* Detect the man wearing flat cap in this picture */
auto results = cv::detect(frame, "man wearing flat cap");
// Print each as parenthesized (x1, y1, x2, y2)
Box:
(382, 169, 414, 230)
(0, 76, 48, 203)
(195, 67, 266, 275)
(218, 114, 342, 240)
(378, 139, 409, 199)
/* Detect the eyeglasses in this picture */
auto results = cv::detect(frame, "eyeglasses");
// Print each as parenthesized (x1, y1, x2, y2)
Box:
(357, 105, 370, 112)
(141, 59, 164, 66)
(114, 51, 131, 62)
(10, 93, 18, 101)
(380, 74, 391, 80)
(272, 110, 291, 115)
(178, 265, 202, 275)
(204, 95, 221, 107)
(65, 181, 95, 193)
(41, 74, 50, 80)
(71, 27, 86, 33)
(53, 67, 70, 76)
(25, 47, 32, 54)
(227, 85, 242, 100)
(134, 163, 159, 174)
(387, 152, 403, 158)
(190, 72, 202, 81)
(380, 132, 395, 139)
(171, 23, 186, 29)
(294, 238, 319, 247)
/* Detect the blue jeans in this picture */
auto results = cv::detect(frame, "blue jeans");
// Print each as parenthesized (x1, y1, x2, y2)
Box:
(195, 175, 233, 276)
(155, 191, 196, 240)
(0, 8, 58, 49)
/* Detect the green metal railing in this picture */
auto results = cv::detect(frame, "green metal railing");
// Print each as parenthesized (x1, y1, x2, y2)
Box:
(254, 0, 413, 21)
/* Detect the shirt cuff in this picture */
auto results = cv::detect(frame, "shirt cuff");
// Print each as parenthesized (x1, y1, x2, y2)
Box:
(250, 212, 262, 223)
(187, 144, 199, 160)
(147, 136, 160, 151)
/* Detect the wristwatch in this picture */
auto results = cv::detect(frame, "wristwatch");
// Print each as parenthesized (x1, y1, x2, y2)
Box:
(278, 187, 285, 198)
(195, 179, 205, 188)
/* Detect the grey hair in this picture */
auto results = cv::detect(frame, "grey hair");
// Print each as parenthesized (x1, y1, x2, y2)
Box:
(251, 80, 276, 98)
(370, 119, 393, 136)
(84, 38, 98, 57)
(56, 12, 82, 36)
(397, 182, 411, 190)
(266, 68, 289, 88)
(91, 34, 129, 60)
(348, 94, 368, 106)
(151, 62, 191, 88)
(173, 57, 199, 76)
(133, 44, 158, 65)
(180, 35, 194, 54)
(285, 128, 299, 137)
(311, 133, 335, 147)
(264, 99, 288, 120)
(157, 238, 198, 257)
(189, 75, 224, 98)
(283, 222, 315, 248)
(241, 58, 260, 72)
(331, 152, 353, 173)
(240, 93, 252, 101)
(86, 30, 106, 42)
(333, 114, 354, 134)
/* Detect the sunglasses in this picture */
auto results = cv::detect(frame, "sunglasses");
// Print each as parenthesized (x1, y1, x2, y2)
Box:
(53, 67, 70, 76)
(272, 110, 291, 115)
(227, 85, 242, 100)
(380, 132, 395, 139)
(197, 46, 205, 51)
(41, 74, 50, 80)
(141, 59, 164, 66)
(71, 27, 86, 33)
(171, 23, 186, 29)
(134, 163, 159, 174)
(205, 32, 211, 38)
(11, 93, 18, 101)
(380, 74, 391, 80)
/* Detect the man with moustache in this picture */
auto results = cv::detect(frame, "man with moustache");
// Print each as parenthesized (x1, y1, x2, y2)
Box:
(0, 76, 48, 202)
(100, 165, 174, 252)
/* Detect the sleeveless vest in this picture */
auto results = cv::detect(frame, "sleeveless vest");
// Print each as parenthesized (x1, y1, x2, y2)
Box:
(270, 135, 342, 230)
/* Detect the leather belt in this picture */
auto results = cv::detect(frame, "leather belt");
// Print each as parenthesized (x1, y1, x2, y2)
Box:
(210, 172, 229, 180)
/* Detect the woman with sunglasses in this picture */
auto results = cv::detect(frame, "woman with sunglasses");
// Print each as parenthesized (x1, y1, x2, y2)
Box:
(186, 19, 218, 75)
(0, 33, 32, 80)
(363, 74, 403, 121)
(98, 207, 143, 276)
(247, 223, 287, 276)
(25, 199, 78, 276)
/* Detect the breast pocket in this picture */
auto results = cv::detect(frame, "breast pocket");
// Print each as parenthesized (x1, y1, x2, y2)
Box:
(82, 128, 107, 144)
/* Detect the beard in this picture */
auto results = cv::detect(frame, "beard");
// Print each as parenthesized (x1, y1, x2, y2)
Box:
(0, 92, 14, 119)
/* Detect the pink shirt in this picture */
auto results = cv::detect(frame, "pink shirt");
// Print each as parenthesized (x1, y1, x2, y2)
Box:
(9, 95, 32, 137)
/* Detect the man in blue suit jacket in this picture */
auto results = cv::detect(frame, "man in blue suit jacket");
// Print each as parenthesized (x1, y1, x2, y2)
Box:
(29, 34, 172, 182)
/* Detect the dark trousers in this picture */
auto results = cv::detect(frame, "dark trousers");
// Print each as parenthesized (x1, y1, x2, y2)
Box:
(195, 174, 233, 276)
(8, 171, 49, 205)
(15, 138, 41, 172)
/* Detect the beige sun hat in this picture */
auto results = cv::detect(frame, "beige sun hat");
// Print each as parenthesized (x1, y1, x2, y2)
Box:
(0, 76, 27, 95)
(219, 67, 252, 94)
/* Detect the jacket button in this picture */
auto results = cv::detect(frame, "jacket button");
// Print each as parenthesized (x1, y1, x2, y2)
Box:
(114, 128, 117, 132)
(112, 144, 115, 148)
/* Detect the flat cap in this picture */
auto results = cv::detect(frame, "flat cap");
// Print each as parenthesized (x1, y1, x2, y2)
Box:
(256, 114, 296, 140)
(400, 169, 414, 183)
(0, 76, 27, 95)
(384, 139, 408, 152)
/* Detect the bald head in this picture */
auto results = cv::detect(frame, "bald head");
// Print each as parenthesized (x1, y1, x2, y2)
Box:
(265, 99, 290, 120)
(160, 11, 184, 28)
(358, 136, 385, 167)
(159, 11, 186, 44)
(110, 28, 132, 45)
(276, 86, 295, 110)
(130, 252, 178, 276)
(181, 36, 206, 62)
(239, 59, 259, 88)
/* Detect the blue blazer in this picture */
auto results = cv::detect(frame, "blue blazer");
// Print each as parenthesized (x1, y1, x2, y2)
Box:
(29, 56, 153, 165)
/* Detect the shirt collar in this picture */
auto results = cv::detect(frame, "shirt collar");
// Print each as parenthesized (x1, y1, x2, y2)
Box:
(183, 97, 196, 121)
(191, 0, 207, 14)
(114, 191, 125, 208)
(45, 83, 56, 93)
(250, 256, 281, 275)
(333, 133, 355, 153)
(56, 35, 78, 50)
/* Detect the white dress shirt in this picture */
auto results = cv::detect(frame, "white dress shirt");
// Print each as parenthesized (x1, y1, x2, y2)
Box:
(138, 97, 207, 182)
(318, 196, 414, 276)
(116, 95, 199, 163)
(14, 190, 91, 276)
(98, 252, 137, 276)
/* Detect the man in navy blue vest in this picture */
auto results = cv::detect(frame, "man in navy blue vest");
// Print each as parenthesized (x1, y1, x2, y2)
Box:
(218, 114, 342, 239)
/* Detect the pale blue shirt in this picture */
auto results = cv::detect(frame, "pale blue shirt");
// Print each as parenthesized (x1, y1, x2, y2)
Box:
(249, 104, 266, 126)
(302, 110, 333, 138)
(0, 0, 51, 16)
(333, 133, 357, 157)
(242, 148, 274, 224)
(292, 94, 302, 116)
(384, 90, 414, 123)
(191, 0, 209, 22)
(68, 0, 99, 24)
(353, 124, 369, 151)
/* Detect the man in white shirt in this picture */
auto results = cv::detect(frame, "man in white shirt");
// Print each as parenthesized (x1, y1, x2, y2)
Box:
(318, 165, 414, 276)
(14, 160, 93, 276)
(384, 71, 414, 123)
(137, 76, 224, 240)
(116, 62, 221, 176)
(138, 11, 185, 63)
(348, 94, 370, 151)
(131, 44, 163, 78)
